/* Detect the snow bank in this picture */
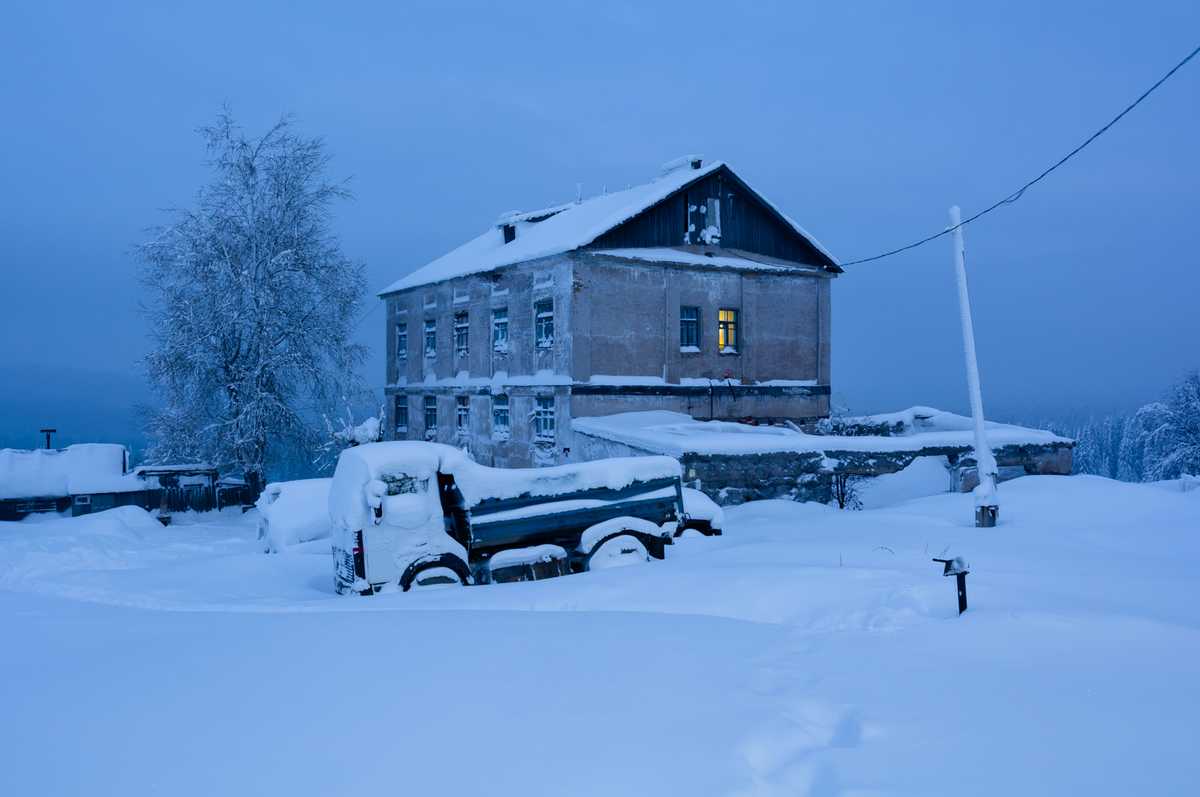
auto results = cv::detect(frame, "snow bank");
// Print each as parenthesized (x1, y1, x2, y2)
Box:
(256, 479, 333, 553)
(488, 544, 568, 569)
(681, 487, 724, 529)
(0, 444, 142, 500)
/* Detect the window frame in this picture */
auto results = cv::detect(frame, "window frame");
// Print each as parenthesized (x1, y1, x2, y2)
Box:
(535, 300, 554, 348)
(492, 308, 509, 353)
(424, 319, 437, 358)
(718, 309, 739, 354)
(680, 306, 700, 350)
(396, 323, 408, 360)
(455, 395, 469, 436)
(395, 395, 408, 434)
(453, 313, 469, 357)
(492, 394, 510, 439)
(424, 395, 438, 437)
(534, 396, 555, 441)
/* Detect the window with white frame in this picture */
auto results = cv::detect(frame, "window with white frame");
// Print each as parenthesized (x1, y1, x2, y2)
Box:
(395, 395, 408, 435)
(492, 308, 508, 353)
(534, 396, 555, 440)
(454, 313, 469, 356)
(535, 300, 553, 348)
(424, 320, 437, 358)
(455, 396, 469, 436)
(424, 395, 437, 439)
(492, 395, 509, 440)
(396, 323, 408, 360)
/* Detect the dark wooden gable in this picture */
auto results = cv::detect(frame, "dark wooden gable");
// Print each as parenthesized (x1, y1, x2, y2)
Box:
(586, 165, 838, 270)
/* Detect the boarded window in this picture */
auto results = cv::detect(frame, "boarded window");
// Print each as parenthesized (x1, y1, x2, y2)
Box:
(492, 394, 509, 440)
(535, 300, 553, 348)
(396, 323, 408, 360)
(680, 306, 700, 349)
(455, 396, 469, 436)
(534, 396, 555, 440)
(718, 309, 738, 353)
(424, 320, 437, 358)
(454, 313, 469, 356)
(395, 395, 408, 435)
(493, 308, 508, 353)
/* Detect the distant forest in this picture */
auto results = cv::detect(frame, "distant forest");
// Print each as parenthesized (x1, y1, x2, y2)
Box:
(994, 370, 1200, 482)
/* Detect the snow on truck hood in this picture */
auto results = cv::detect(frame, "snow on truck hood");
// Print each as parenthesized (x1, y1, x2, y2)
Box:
(329, 442, 681, 533)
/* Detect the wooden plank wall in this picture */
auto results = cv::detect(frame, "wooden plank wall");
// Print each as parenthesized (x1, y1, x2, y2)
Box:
(589, 168, 828, 266)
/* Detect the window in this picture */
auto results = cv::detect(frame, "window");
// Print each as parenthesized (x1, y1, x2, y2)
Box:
(534, 396, 555, 440)
(492, 394, 509, 440)
(455, 396, 469, 436)
(535, 300, 554, 348)
(454, 313, 469, 356)
(424, 320, 437, 358)
(395, 395, 408, 434)
(492, 308, 509, 353)
(718, 309, 738, 353)
(424, 396, 437, 439)
(396, 323, 408, 360)
(700, 197, 721, 244)
(680, 307, 700, 350)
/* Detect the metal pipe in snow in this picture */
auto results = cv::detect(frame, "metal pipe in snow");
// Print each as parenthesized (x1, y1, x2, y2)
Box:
(949, 206, 999, 511)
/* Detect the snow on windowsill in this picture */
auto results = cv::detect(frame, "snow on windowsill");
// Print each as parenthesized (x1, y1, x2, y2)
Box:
(680, 346, 701, 354)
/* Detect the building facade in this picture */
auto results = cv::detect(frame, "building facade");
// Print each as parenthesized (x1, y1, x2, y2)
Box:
(380, 158, 842, 468)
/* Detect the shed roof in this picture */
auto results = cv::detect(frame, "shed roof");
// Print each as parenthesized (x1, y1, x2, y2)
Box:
(0, 445, 143, 500)
(380, 160, 838, 295)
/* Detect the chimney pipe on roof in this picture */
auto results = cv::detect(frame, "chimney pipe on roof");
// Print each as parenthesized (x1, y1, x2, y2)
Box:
(502, 224, 516, 244)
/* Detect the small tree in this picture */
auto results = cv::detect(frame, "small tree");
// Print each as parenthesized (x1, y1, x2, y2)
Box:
(135, 109, 369, 496)
(831, 472, 865, 510)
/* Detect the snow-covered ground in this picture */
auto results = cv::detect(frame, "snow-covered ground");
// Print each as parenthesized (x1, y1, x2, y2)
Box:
(1, 474, 1197, 795)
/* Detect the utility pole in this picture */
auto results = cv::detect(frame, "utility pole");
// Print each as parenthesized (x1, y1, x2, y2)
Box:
(949, 206, 999, 527)
(40, 429, 56, 450)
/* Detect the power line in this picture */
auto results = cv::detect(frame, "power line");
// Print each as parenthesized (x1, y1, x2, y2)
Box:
(839, 43, 1200, 267)
(354, 299, 384, 328)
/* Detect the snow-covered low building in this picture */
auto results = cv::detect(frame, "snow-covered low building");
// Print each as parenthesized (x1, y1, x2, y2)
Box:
(572, 407, 1075, 504)
(380, 156, 841, 468)
(0, 444, 244, 521)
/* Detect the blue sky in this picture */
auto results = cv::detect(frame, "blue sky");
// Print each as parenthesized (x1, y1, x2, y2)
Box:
(1, 1, 1197, 447)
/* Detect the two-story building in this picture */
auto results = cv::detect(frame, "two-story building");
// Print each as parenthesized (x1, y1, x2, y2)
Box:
(380, 156, 841, 468)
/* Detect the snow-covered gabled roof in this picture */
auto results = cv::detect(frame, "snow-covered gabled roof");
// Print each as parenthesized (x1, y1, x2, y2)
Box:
(380, 160, 839, 295)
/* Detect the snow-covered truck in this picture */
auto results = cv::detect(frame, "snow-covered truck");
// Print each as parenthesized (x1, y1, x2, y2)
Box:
(329, 442, 707, 595)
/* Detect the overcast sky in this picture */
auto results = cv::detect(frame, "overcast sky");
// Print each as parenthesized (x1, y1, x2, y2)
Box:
(2, 1, 1197, 446)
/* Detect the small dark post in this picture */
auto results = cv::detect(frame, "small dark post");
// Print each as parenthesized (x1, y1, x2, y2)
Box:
(40, 429, 56, 449)
(933, 557, 969, 614)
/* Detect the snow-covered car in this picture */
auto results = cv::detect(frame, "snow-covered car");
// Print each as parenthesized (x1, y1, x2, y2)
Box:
(328, 442, 691, 595)
(255, 478, 333, 553)
(679, 487, 724, 536)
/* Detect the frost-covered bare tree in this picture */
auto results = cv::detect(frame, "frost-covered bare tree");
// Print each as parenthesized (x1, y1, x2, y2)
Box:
(135, 108, 369, 496)
(1146, 369, 1200, 481)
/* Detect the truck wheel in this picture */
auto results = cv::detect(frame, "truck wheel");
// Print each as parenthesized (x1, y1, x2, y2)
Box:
(408, 566, 464, 590)
(584, 534, 649, 571)
(400, 553, 472, 591)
